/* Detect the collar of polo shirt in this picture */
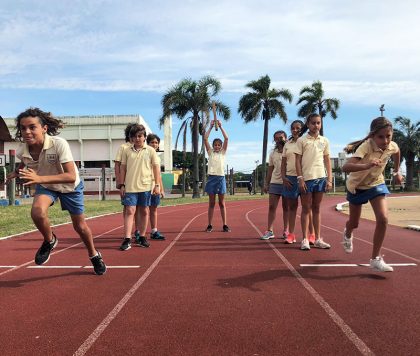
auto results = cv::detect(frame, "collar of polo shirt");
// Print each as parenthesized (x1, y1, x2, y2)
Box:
(22, 133, 53, 158)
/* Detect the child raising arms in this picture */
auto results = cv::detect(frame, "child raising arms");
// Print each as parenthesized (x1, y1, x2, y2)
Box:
(295, 113, 332, 251)
(342, 117, 402, 272)
(6, 108, 107, 275)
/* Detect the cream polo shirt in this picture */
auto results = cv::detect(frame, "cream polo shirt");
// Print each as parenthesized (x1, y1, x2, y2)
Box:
(121, 144, 159, 193)
(282, 140, 298, 176)
(268, 149, 283, 184)
(207, 149, 225, 176)
(114, 142, 131, 162)
(346, 139, 399, 194)
(16, 134, 80, 193)
(295, 134, 330, 181)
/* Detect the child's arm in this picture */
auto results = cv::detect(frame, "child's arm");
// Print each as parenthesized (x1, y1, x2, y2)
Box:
(160, 174, 165, 198)
(218, 121, 229, 152)
(5, 163, 24, 184)
(323, 154, 333, 191)
(19, 162, 76, 185)
(204, 121, 214, 153)
(295, 153, 306, 193)
(391, 150, 403, 185)
(114, 161, 121, 188)
(152, 164, 161, 195)
(281, 156, 292, 189)
(342, 157, 382, 173)
(264, 165, 274, 193)
(119, 164, 127, 197)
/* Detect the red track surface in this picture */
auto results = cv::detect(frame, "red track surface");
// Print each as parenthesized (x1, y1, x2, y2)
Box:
(1, 196, 419, 355)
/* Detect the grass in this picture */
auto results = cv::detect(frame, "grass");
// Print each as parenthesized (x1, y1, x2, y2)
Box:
(0, 194, 266, 238)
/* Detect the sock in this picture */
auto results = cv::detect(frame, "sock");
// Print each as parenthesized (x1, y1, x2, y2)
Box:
(151, 228, 157, 233)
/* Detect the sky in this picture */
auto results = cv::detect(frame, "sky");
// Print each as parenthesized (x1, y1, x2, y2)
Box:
(1, 0, 419, 173)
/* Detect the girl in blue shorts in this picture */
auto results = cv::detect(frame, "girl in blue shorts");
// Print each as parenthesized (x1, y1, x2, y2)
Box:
(204, 119, 230, 232)
(342, 117, 403, 272)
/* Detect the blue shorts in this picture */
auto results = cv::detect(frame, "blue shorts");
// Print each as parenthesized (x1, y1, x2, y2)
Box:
(268, 183, 283, 195)
(347, 184, 390, 205)
(205, 175, 227, 195)
(150, 194, 161, 207)
(122, 191, 151, 207)
(35, 181, 85, 215)
(303, 178, 327, 193)
(282, 176, 299, 199)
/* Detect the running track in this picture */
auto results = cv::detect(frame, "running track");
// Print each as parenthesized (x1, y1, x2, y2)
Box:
(1, 196, 419, 356)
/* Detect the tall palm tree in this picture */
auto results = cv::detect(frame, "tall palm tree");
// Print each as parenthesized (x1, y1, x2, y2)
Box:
(174, 119, 189, 197)
(297, 80, 340, 136)
(392, 116, 420, 190)
(238, 75, 292, 194)
(160, 76, 230, 198)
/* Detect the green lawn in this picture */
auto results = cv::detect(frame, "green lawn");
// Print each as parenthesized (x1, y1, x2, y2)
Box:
(0, 194, 266, 238)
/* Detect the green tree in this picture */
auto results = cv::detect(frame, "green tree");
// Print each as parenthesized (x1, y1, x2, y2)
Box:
(238, 75, 292, 194)
(393, 116, 420, 190)
(297, 80, 340, 136)
(160, 76, 230, 198)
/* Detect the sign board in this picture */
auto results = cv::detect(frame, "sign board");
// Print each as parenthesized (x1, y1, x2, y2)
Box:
(0, 154, 6, 167)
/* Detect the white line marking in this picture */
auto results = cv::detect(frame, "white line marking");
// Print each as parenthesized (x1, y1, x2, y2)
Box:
(0, 266, 17, 268)
(301, 263, 417, 267)
(83, 266, 140, 269)
(73, 210, 207, 356)
(246, 208, 375, 356)
(27, 266, 141, 269)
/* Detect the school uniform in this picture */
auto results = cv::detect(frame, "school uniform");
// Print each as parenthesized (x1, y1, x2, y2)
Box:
(346, 139, 399, 205)
(282, 140, 299, 199)
(268, 149, 283, 195)
(205, 148, 226, 195)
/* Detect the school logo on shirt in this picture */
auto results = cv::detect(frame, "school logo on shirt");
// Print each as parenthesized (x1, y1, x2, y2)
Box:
(46, 154, 57, 164)
(317, 142, 325, 151)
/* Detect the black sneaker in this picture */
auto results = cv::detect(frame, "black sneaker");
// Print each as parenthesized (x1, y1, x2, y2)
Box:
(205, 224, 213, 232)
(90, 251, 107, 275)
(35, 233, 58, 265)
(150, 230, 165, 240)
(223, 225, 231, 232)
(120, 238, 131, 251)
(137, 235, 150, 248)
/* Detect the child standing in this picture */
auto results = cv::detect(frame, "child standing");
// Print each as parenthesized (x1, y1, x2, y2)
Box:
(260, 130, 288, 240)
(342, 117, 402, 272)
(204, 119, 230, 232)
(295, 113, 332, 251)
(118, 124, 160, 250)
(6, 108, 106, 275)
(146, 133, 165, 240)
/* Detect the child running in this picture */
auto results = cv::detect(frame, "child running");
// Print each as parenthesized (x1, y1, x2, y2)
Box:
(146, 133, 165, 240)
(204, 119, 230, 232)
(6, 107, 106, 275)
(295, 113, 332, 251)
(118, 124, 160, 250)
(342, 117, 402, 272)
(260, 130, 288, 240)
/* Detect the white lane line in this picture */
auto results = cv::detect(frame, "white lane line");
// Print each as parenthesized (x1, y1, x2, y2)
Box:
(26, 266, 141, 269)
(301, 263, 417, 267)
(73, 210, 207, 356)
(83, 266, 140, 269)
(0, 266, 17, 268)
(246, 208, 375, 356)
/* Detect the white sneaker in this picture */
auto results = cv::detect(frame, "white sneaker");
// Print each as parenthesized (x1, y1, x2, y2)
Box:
(300, 238, 310, 250)
(342, 229, 353, 253)
(314, 238, 331, 249)
(260, 230, 274, 240)
(370, 256, 394, 272)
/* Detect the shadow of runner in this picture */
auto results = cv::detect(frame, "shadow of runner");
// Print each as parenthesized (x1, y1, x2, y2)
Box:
(0, 271, 92, 288)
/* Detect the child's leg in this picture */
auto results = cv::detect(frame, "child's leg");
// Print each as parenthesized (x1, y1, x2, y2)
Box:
(149, 205, 158, 230)
(286, 197, 298, 233)
(124, 206, 136, 238)
(71, 214, 97, 257)
(267, 194, 280, 231)
(300, 193, 312, 240)
(135, 206, 149, 237)
(218, 194, 227, 225)
(345, 203, 362, 236)
(308, 210, 315, 235)
(281, 196, 289, 232)
(311, 192, 324, 239)
(369, 195, 388, 259)
(31, 195, 55, 242)
(208, 194, 216, 225)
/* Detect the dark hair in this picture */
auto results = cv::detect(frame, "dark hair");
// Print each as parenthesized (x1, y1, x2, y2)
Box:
(15, 107, 64, 141)
(288, 120, 305, 140)
(147, 134, 161, 151)
(129, 124, 147, 139)
(273, 130, 287, 150)
(212, 138, 223, 146)
(124, 122, 137, 142)
(344, 117, 393, 154)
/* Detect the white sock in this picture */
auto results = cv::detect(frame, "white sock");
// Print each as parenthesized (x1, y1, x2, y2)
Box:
(151, 228, 157, 233)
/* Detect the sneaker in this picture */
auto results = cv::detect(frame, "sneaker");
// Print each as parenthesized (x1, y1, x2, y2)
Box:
(205, 225, 213, 233)
(260, 230, 274, 240)
(300, 238, 310, 250)
(308, 234, 316, 245)
(370, 256, 394, 272)
(222, 225, 231, 232)
(281, 230, 289, 239)
(35, 233, 58, 265)
(342, 229, 353, 253)
(150, 230, 166, 240)
(285, 233, 296, 244)
(314, 238, 331, 249)
(90, 251, 107, 275)
(136, 234, 150, 248)
(120, 237, 131, 251)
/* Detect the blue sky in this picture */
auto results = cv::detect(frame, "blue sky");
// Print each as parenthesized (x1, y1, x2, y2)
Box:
(1, 0, 419, 173)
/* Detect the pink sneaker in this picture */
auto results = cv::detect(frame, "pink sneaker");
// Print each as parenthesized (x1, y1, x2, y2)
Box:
(285, 233, 296, 244)
(308, 234, 316, 245)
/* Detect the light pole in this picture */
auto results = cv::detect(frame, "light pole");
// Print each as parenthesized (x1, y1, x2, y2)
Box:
(379, 104, 385, 116)
(254, 160, 259, 195)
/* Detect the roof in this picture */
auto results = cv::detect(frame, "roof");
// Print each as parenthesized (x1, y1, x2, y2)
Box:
(0, 116, 13, 141)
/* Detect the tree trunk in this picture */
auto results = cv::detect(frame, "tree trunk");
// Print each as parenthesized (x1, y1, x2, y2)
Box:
(192, 112, 201, 198)
(318, 103, 324, 136)
(406, 153, 415, 190)
(201, 138, 207, 196)
(261, 109, 270, 195)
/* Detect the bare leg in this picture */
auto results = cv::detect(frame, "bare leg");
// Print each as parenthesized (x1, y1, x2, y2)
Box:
(311, 192, 324, 239)
(218, 194, 227, 225)
(135, 206, 149, 237)
(124, 206, 136, 238)
(300, 193, 312, 240)
(208, 194, 216, 225)
(281, 195, 289, 232)
(308, 210, 315, 235)
(286, 197, 298, 233)
(31, 195, 54, 242)
(267, 194, 281, 231)
(71, 214, 97, 257)
(345, 203, 362, 236)
(149, 206, 158, 230)
(369, 196, 388, 259)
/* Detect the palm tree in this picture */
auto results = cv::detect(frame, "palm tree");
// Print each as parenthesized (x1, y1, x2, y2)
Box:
(238, 75, 292, 194)
(392, 116, 420, 190)
(174, 119, 189, 197)
(297, 80, 340, 136)
(160, 76, 230, 198)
